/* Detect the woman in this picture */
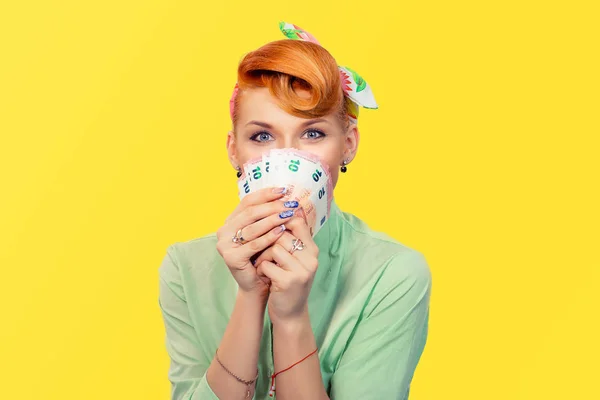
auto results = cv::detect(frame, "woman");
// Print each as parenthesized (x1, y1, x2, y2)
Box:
(158, 22, 432, 400)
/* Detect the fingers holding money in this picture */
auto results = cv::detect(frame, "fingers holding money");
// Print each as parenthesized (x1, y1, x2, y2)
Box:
(219, 192, 294, 239)
(217, 203, 300, 267)
(229, 200, 299, 243)
(224, 186, 289, 225)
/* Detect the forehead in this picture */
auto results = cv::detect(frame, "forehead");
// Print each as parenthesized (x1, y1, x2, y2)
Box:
(236, 87, 337, 127)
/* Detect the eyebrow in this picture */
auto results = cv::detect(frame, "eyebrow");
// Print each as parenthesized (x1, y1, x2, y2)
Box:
(245, 118, 330, 129)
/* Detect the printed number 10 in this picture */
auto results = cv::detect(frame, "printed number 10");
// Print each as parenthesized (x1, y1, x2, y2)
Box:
(289, 159, 300, 172)
(318, 187, 325, 199)
(312, 169, 322, 182)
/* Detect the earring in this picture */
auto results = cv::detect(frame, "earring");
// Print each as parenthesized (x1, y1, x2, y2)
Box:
(340, 159, 349, 173)
(236, 166, 242, 178)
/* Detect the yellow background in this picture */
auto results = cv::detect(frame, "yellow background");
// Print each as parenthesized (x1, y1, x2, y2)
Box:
(1, 1, 598, 399)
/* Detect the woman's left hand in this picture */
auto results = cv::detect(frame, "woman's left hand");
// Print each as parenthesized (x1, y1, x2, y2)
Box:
(253, 208, 319, 324)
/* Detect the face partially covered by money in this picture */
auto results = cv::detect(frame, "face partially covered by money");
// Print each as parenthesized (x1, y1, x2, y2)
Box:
(237, 148, 333, 238)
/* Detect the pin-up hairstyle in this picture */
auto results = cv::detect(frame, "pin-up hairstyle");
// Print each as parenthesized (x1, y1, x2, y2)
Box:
(230, 40, 355, 130)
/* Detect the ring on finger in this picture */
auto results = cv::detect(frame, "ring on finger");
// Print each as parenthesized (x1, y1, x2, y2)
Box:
(290, 238, 305, 254)
(231, 228, 247, 245)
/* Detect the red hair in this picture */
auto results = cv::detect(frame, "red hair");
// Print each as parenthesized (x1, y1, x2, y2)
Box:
(231, 39, 352, 129)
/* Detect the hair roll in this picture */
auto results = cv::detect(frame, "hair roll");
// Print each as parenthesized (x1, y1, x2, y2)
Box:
(232, 39, 350, 127)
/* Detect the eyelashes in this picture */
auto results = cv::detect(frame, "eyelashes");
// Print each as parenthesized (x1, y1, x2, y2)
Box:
(249, 129, 327, 143)
(250, 131, 273, 142)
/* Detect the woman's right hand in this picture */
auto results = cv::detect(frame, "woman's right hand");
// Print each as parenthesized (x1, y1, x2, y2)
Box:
(216, 186, 299, 296)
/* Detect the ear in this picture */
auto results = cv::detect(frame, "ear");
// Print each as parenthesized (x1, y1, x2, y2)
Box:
(343, 124, 360, 162)
(226, 130, 239, 169)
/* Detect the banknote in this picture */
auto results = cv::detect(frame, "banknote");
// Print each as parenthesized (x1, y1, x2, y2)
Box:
(278, 149, 332, 236)
(237, 148, 333, 237)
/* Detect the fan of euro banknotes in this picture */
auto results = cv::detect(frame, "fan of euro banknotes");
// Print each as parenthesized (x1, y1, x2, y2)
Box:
(237, 148, 333, 238)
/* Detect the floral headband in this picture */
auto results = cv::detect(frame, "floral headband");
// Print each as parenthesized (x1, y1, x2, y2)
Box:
(229, 21, 378, 125)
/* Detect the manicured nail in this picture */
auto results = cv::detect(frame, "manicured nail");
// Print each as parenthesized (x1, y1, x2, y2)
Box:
(279, 209, 295, 219)
(272, 186, 288, 194)
(271, 224, 285, 234)
(283, 200, 299, 208)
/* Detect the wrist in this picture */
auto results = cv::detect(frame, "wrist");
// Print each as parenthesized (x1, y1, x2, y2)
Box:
(271, 308, 311, 335)
(237, 287, 269, 305)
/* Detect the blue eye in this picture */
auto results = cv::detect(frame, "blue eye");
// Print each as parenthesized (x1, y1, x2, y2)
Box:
(303, 129, 326, 139)
(249, 129, 326, 143)
(250, 131, 274, 143)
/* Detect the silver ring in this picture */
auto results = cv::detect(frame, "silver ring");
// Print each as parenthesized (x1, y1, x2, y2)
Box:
(231, 228, 246, 244)
(290, 238, 305, 254)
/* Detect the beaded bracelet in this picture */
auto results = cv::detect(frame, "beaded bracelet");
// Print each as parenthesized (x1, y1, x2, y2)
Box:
(215, 348, 259, 399)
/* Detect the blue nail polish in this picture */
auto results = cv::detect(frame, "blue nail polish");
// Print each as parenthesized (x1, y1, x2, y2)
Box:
(279, 209, 295, 219)
(284, 200, 299, 208)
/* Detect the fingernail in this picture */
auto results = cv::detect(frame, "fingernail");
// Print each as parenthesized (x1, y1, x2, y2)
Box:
(279, 209, 295, 219)
(271, 224, 285, 234)
(272, 186, 288, 194)
(283, 200, 299, 208)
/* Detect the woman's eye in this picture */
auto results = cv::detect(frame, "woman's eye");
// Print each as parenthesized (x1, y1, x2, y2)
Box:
(250, 129, 326, 142)
(250, 132, 274, 142)
(303, 129, 326, 139)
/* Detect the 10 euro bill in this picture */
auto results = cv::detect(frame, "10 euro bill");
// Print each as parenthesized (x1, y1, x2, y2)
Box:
(237, 148, 333, 238)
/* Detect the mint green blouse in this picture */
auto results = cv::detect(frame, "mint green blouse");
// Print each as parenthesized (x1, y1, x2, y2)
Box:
(158, 197, 432, 399)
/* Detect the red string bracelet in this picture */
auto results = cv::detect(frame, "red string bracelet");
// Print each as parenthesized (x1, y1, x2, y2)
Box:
(268, 348, 318, 397)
